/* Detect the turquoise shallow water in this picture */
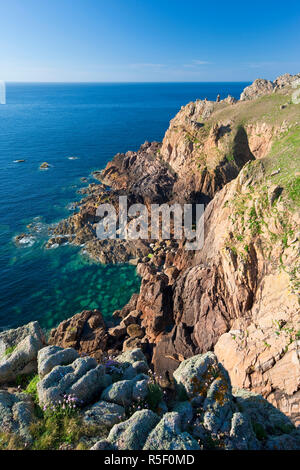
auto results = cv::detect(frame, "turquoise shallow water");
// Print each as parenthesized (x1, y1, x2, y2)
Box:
(0, 82, 249, 330)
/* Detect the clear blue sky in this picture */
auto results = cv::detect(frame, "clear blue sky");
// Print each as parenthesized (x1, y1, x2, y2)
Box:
(1, 0, 300, 82)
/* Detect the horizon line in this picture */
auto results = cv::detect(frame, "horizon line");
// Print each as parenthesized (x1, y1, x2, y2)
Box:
(4, 80, 252, 84)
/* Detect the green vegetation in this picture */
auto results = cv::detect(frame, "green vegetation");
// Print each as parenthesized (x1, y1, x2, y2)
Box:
(0, 432, 26, 450)
(30, 413, 103, 450)
(264, 125, 300, 209)
(146, 383, 163, 411)
(16, 372, 38, 389)
(3, 346, 16, 357)
(25, 374, 39, 403)
(252, 421, 267, 441)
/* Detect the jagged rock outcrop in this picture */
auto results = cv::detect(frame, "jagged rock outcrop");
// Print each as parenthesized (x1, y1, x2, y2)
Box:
(99, 141, 176, 206)
(48, 309, 108, 360)
(240, 79, 274, 101)
(13, 73, 300, 430)
(1, 323, 300, 450)
(160, 99, 254, 203)
(90, 351, 300, 451)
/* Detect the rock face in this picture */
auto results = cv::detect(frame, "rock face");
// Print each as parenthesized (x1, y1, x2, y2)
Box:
(0, 391, 35, 443)
(19, 72, 300, 431)
(100, 141, 176, 206)
(0, 327, 45, 384)
(160, 98, 254, 203)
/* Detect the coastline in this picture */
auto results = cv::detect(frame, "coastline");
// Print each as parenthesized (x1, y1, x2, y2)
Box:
(1, 73, 299, 450)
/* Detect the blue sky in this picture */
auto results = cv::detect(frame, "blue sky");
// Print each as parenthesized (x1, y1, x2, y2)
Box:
(1, 0, 300, 82)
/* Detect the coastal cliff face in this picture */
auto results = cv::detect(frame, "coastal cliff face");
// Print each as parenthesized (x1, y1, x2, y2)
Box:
(46, 73, 300, 424)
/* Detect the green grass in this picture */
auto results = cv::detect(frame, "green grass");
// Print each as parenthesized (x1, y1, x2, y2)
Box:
(2, 346, 16, 358)
(30, 414, 105, 450)
(263, 125, 300, 208)
(25, 374, 39, 403)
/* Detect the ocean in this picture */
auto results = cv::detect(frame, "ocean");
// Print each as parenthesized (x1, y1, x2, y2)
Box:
(0, 82, 249, 331)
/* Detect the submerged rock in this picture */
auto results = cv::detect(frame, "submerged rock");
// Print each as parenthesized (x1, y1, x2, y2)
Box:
(39, 162, 50, 169)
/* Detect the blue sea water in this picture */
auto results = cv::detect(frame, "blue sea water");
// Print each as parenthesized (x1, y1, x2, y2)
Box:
(0, 82, 249, 330)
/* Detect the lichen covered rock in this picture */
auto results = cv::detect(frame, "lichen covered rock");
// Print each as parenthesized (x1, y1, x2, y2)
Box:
(0, 391, 35, 443)
(108, 409, 160, 450)
(143, 412, 200, 450)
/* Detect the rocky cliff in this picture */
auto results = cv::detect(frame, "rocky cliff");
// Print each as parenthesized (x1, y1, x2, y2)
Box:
(37, 73, 300, 426)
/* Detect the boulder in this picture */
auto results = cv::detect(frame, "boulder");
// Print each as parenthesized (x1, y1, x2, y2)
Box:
(226, 412, 260, 450)
(48, 309, 108, 360)
(0, 334, 44, 384)
(0, 321, 45, 357)
(143, 412, 200, 450)
(101, 380, 133, 407)
(0, 391, 34, 443)
(108, 409, 160, 450)
(173, 352, 231, 403)
(127, 324, 144, 339)
(37, 356, 111, 405)
(83, 400, 125, 428)
(101, 374, 149, 406)
(38, 345, 79, 378)
(90, 439, 117, 450)
(115, 348, 148, 369)
(172, 401, 194, 430)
